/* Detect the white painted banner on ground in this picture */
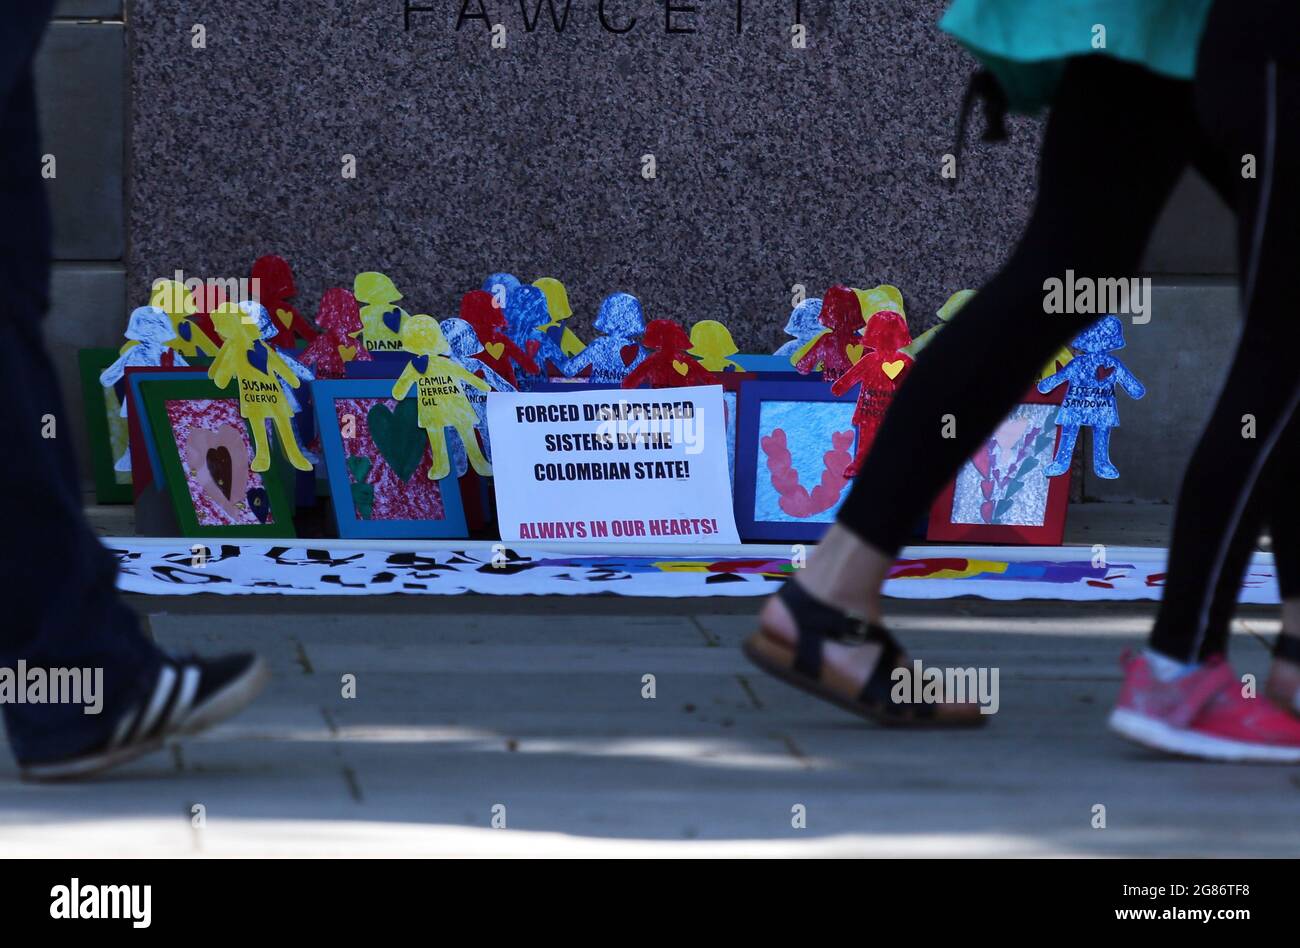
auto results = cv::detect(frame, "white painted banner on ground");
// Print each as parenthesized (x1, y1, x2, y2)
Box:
(486, 385, 740, 544)
(102, 539, 1281, 603)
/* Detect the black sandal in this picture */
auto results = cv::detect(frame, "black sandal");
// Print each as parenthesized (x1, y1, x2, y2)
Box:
(742, 580, 986, 727)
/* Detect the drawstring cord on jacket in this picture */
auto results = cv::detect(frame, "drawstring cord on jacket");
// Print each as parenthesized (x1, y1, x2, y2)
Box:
(950, 68, 1009, 181)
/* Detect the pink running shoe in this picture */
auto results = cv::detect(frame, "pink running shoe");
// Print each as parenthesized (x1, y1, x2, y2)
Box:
(1108, 651, 1300, 762)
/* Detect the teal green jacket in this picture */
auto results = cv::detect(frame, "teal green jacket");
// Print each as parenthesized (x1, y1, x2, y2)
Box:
(940, 0, 1215, 113)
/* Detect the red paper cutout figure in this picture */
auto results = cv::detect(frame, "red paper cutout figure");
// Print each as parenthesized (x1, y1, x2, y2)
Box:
(794, 285, 863, 382)
(299, 288, 373, 379)
(252, 255, 318, 348)
(762, 428, 856, 517)
(622, 319, 715, 389)
(458, 289, 538, 389)
(829, 310, 913, 477)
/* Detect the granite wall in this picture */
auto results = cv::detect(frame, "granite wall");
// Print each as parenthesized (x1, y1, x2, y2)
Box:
(126, 0, 1045, 347)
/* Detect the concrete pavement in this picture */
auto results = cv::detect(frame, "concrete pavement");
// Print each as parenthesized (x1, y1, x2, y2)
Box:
(0, 591, 1294, 857)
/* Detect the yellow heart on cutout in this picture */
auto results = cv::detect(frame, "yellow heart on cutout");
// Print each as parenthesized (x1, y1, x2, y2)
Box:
(485, 341, 505, 360)
(338, 344, 357, 362)
(672, 360, 690, 376)
(275, 307, 294, 328)
(882, 359, 905, 380)
(846, 344, 865, 364)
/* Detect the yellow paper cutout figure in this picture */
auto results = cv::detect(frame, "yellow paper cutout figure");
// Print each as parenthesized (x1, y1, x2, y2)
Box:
(854, 284, 906, 324)
(688, 320, 742, 372)
(355, 271, 410, 354)
(150, 279, 219, 357)
(392, 315, 491, 480)
(532, 276, 586, 357)
(901, 289, 974, 358)
(208, 302, 312, 472)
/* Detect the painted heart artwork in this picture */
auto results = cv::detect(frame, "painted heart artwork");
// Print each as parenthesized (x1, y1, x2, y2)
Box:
(366, 398, 425, 482)
(754, 400, 857, 523)
(335, 397, 446, 522)
(950, 403, 1060, 527)
(247, 340, 270, 375)
(246, 486, 271, 524)
(168, 398, 271, 526)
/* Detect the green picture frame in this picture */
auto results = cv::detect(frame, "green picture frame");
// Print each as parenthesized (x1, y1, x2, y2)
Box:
(77, 347, 134, 504)
(140, 377, 297, 538)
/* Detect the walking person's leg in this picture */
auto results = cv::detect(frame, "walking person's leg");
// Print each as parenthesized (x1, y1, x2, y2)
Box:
(745, 56, 1198, 721)
(0, 3, 269, 779)
(1264, 446, 1300, 706)
(1109, 0, 1300, 759)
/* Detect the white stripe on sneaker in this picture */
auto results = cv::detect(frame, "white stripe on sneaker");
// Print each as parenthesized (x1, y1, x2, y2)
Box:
(164, 665, 201, 730)
(1108, 708, 1300, 764)
(129, 664, 177, 744)
(108, 702, 140, 750)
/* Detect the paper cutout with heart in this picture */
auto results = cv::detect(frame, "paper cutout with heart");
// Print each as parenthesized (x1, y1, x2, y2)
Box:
(1038, 315, 1145, 479)
(301, 288, 373, 379)
(251, 255, 317, 348)
(505, 284, 571, 389)
(828, 310, 914, 477)
(793, 286, 862, 382)
(440, 317, 517, 475)
(532, 277, 587, 358)
(622, 319, 713, 389)
(563, 292, 647, 384)
(391, 315, 492, 481)
(208, 302, 313, 472)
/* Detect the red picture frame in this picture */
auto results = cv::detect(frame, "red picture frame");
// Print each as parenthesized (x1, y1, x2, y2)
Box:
(927, 386, 1071, 545)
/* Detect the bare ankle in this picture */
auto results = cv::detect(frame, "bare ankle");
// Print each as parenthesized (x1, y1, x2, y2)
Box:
(790, 524, 891, 622)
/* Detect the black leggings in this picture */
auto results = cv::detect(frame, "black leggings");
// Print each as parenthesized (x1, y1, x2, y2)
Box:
(837, 0, 1300, 663)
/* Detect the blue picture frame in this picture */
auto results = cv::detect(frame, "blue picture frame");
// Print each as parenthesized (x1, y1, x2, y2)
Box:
(344, 358, 405, 379)
(733, 378, 859, 542)
(311, 378, 468, 539)
(733, 353, 801, 375)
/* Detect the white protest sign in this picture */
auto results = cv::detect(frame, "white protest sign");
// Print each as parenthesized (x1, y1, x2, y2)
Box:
(486, 385, 740, 544)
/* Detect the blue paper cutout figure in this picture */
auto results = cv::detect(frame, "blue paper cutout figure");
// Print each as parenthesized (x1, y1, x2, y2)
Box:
(504, 284, 568, 390)
(563, 292, 647, 384)
(245, 301, 319, 466)
(1037, 315, 1145, 479)
(440, 316, 515, 475)
(774, 297, 824, 358)
(482, 272, 521, 311)
(99, 306, 189, 472)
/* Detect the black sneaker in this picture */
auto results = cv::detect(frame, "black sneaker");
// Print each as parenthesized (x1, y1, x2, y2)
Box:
(20, 653, 270, 781)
